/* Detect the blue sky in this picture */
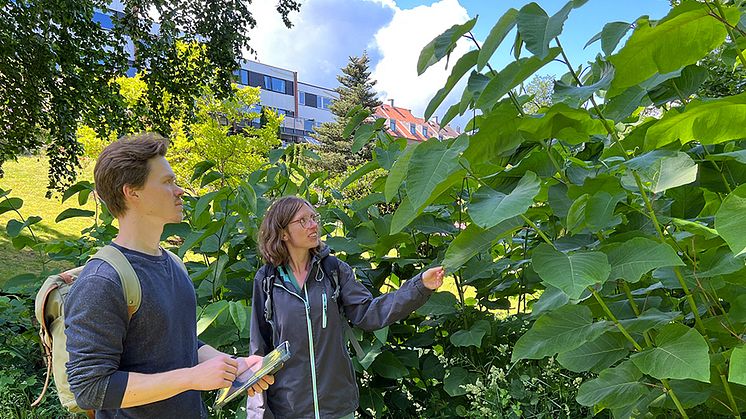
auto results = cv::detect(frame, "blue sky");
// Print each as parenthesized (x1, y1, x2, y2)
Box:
(250, 0, 673, 130)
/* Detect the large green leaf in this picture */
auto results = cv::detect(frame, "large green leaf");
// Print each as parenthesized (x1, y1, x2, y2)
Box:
(197, 300, 230, 335)
(469, 171, 540, 229)
(576, 361, 648, 409)
(602, 86, 650, 122)
(512, 304, 610, 361)
(609, 2, 738, 93)
(645, 92, 746, 148)
(450, 320, 491, 347)
(566, 192, 623, 234)
(416, 291, 459, 317)
(0, 197, 23, 215)
(385, 143, 418, 202)
(405, 135, 469, 210)
(517, 103, 608, 144)
(6, 216, 41, 238)
(417, 18, 477, 75)
(557, 332, 629, 373)
(390, 169, 464, 234)
(461, 102, 524, 170)
(475, 48, 560, 111)
(444, 366, 475, 396)
(477, 8, 518, 70)
(342, 108, 371, 138)
(647, 64, 708, 106)
(585, 21, 632, 56)
(619, 308, 682, 334)
(516, 1, 578, 59)
(424, 50, 478, 120)
(371, 351, 409, 379)
(623, 151, 698, 193)
(630, 323, 710, 382)
(553, 62, 615, 108)
(55, 208, 95, 222)
(532, 243, 611, 299)
(350, 124, 377, 154)
(716, 184, 746, 257)
(729, 346, 746, 386)
(530, 285, 570, 317)
(340, 160, 378, 190)
(604, 237, 684, 282)
(442, 217, 523, 271)
(228, 301, 249, 335)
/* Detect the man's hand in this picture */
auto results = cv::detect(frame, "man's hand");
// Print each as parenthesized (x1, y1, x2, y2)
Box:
(422, 266, 445, 290)
(239, 355, 275, 397)
(190, 355, 239, 391)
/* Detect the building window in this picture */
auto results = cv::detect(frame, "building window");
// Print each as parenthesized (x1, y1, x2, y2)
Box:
(422, 127, 428, 138)
(233, 69, 249, 86)
(272, 77, 286, 93)
(299, 91, 305, 106)
(319, 97, 333, 110)
(93, 11, 114, 30)
(261, 75, 290, 94)
(410, 123, 417, 135)
(304, 119, 315, 132)
(305, 93, 318, 108)
(389, 119, 396, 132)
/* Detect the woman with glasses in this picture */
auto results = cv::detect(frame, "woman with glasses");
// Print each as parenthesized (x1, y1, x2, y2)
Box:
(247, 195, 444, 419)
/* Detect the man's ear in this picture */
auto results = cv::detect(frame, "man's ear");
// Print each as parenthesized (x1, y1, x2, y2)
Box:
(122, 184, 139, 200)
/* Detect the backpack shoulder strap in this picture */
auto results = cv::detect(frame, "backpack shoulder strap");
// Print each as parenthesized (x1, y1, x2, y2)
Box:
(320, 256, 341, 301)
(320, 255, 365, 359)
(90, 245, 141, 319)
(260, 264, 280, 346)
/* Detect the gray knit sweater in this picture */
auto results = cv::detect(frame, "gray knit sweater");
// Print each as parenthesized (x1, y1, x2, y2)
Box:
(65, 243, 206, 418)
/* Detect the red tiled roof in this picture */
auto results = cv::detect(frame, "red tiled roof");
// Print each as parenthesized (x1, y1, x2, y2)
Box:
(374, 104, 459, 142)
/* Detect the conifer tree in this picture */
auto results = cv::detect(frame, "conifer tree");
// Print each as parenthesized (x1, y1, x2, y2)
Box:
(313, 51, 382, 174)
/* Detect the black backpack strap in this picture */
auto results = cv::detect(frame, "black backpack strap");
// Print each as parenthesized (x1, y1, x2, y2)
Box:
(321, 256, 341, 303)
(319, 256, 365, 359)
(261, 264, 279, 346)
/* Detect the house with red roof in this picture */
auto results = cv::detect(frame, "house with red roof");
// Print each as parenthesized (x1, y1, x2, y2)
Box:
(374, 99, 460, 144)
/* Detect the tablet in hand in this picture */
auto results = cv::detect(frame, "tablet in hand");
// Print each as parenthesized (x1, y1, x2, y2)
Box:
(213, 341, 291, 409)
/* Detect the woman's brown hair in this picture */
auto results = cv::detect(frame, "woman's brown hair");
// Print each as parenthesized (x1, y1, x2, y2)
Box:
(258, 196, 321, 266)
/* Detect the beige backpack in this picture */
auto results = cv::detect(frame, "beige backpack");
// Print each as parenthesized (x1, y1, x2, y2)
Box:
(31, 245, 184, 415)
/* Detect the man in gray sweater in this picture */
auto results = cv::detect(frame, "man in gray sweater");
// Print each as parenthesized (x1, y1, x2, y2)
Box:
(65, 133, 270, 418)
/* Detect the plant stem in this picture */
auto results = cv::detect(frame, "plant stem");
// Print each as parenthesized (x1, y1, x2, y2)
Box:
(520, 214, 554, 249)
(661, 379, 690, 419)
(591, 289, 643, 351)
(621, 282, 654, 347)
(709, 0, 746, 68)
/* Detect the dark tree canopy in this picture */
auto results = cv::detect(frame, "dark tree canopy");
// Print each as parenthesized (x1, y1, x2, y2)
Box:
(0, 0, 300, 195)
(313, 51, 382, 175)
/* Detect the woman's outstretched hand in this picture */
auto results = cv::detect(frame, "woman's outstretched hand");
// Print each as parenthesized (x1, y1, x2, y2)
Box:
(422, 266, 445, 290)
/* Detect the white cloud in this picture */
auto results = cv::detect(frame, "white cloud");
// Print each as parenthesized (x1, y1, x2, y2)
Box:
(371, 0, 471, 124)
(247, 0, 394, 88)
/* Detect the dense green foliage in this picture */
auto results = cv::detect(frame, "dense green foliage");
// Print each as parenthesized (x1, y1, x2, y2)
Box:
(4, 0, 746, 417)
(312, 52, 382, 175)
(0, 0, 300, 194)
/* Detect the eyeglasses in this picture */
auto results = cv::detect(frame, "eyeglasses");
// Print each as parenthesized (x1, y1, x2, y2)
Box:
(286, 213, 321, 229)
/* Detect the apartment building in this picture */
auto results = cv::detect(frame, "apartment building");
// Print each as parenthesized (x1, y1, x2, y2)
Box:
(374, 99, 460, 144)
(232, 61, 338, 144)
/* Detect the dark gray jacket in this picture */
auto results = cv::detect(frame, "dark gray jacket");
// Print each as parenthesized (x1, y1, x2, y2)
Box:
(249, 246, 433, 419)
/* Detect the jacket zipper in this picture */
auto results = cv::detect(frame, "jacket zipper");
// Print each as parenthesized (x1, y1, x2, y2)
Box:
(303, 285, 321, 419)
(274, 264, 322, 419)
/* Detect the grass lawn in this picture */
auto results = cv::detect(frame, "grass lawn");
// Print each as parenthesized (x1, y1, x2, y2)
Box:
(0, 156, 96, 286)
